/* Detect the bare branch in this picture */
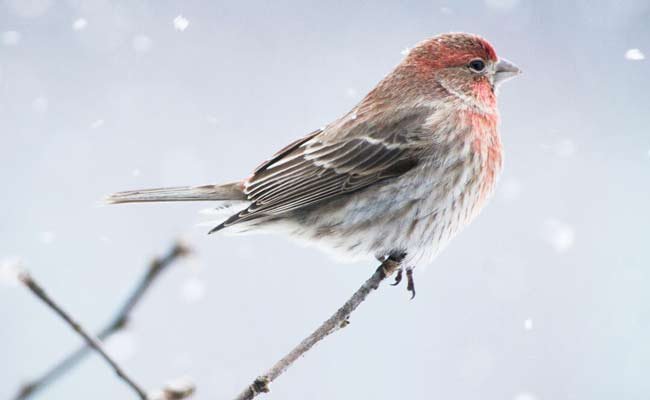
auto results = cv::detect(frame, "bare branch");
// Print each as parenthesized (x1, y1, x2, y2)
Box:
(149, 377, 196, 400)
(233, 257, 401, 400)
(17, 271, 149, 399)
(14, 242, 191, 400)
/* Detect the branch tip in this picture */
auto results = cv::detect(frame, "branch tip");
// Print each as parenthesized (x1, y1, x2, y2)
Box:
(149, 377, 196, 400)
(233, 257, 401, 400)
(14, 242, 191, 400)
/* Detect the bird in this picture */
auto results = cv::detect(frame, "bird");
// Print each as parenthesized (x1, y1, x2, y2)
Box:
(107, 33, 521, 297)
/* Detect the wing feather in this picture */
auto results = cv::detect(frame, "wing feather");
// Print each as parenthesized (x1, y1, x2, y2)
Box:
(215, 111, 428, 230)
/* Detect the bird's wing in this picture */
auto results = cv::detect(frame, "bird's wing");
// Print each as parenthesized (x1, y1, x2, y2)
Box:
(215, 111, 429, 230)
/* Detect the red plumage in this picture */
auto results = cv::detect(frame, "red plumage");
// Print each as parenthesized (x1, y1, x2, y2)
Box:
(108, 32, 520, 276)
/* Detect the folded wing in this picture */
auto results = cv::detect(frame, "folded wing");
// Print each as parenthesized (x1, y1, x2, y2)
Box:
(211, 112, 428, 232)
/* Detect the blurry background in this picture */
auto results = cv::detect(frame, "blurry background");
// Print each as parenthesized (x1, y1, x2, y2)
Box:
(1, 1, 649, 399)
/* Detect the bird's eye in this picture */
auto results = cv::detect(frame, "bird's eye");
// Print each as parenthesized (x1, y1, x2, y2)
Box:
(468, 59, 486, 72)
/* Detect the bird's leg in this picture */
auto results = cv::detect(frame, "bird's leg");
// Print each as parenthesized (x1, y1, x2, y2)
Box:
(378, 251, 406, 285)
(390, 268, 403, 286)
(380, 251, 416, 299)
(389, 266, 416, 299)
(406, 267, 416, 299)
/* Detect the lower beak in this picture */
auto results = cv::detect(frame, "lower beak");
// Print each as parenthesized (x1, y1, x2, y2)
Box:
(494, 58, 521, 86)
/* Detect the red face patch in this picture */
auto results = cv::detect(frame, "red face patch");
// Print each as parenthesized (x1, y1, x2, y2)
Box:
(412, 34, 499, 70)
(478, 39, 497, 62)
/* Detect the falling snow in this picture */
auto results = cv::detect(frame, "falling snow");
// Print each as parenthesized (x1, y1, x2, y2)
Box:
(513, 392, 538, 400)
(72, 18, 87, 31)
(0, 6, 646, 399)
(542, 219, 575, 253)
(624, 48, 645, 61)
(173, 15, 190, 32)
(148, 377, 195, 400)
(0, 258, 22, 287)
(524, 318, 533, 331)
(2, 30, 21, 46)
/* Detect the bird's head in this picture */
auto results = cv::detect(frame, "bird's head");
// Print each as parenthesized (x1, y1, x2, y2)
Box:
(401, 33, 521, 111)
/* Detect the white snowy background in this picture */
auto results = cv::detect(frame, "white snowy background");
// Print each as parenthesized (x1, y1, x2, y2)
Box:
(2, 1, 650, 399)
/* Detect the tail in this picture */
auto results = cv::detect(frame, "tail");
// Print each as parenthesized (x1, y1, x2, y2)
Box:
(106, 182, 247, 204)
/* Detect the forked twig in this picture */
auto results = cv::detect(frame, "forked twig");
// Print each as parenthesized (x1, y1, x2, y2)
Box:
(233, 257, 401, 400)
(17, 271, 150, 399)
(14, 242, 191, 400)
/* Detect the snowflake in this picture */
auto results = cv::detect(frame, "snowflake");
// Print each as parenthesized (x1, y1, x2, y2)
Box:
(523, 318, 533, 331)
(513, 392, 537, 400)
(173, 15, 190, 32)
(72, 18, 87, 31)
(0, 257, 23, 287)
(625, 48, 645, 61)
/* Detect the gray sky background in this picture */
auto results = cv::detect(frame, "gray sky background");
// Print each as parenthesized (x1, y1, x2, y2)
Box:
(1, 1, 650, 399)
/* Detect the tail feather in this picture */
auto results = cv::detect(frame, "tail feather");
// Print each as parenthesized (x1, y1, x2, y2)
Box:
(106, 182, 246, 204)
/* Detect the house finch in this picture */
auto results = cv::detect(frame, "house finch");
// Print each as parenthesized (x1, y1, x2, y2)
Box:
(108, 33, 520, 296)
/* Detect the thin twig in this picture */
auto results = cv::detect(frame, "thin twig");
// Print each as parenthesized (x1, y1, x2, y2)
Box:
(17, 272, 149, 399)
(233, 257, 401, 400)
(14, 242, 191, 400)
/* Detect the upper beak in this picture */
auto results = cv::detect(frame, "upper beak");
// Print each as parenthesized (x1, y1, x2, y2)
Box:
(494, 58, 521, 86)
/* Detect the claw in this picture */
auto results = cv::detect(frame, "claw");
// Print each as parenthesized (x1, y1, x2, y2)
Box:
(406, 267, 416, 300)
(390, 268, 403, 286)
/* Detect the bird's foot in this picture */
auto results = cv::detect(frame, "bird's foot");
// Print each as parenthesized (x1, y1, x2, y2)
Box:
(390, 266, 416, 299)
(390, 268, 403, 286)
(406, 267, 416, 299)
(378, 250, 406, 278)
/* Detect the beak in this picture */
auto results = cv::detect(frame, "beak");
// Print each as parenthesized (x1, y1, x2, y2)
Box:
(494, 58, 521, 86)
